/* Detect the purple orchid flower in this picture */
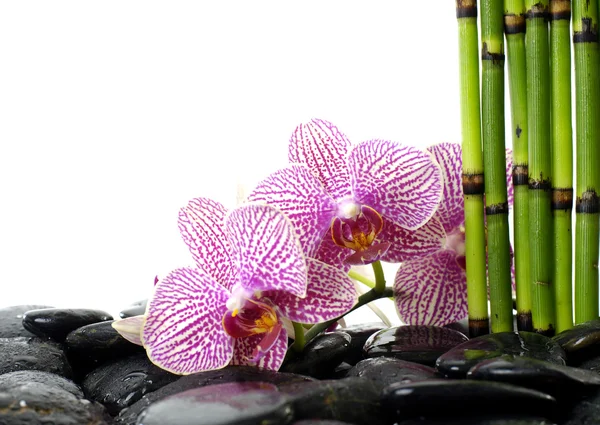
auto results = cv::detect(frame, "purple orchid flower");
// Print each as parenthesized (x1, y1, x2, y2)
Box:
(247, 119, 444, 268)
(116, 199, 357, 375)
(393, 142, 514, 326)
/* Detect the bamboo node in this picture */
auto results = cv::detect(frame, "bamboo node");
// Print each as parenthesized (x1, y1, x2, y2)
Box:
(528, 178, 551, 191)
(456, 0, 477, 18)
(512, 165, 529, 186)
(573, 17, 599, 43)
(462, 173, 485, 195)
(516, 312, 533, 332)
(525, 3, 549, 20)
(549, 0, 571, 20)
(485, 202, 509, 215)
(504, 14, 526, 34)
(551, 188, 573, 210)
(481, 42, 505, 62)
(575, 190, 600, 213)
(468, 318, 490, 337)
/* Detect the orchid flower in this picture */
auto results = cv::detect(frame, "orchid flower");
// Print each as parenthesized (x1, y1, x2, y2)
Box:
(114, 199, 357, 375)
(393, 142, 513, 326)
(247, 119, 444, 268)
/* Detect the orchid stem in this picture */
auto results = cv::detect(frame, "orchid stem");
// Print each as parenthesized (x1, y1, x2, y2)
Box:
(573, 0, 600, 324)
(505, 0, 532, 331)
(550, 0, 573, 332)
(291, 321, 306, 353)
(348, 269, 376, 288)
(457, 0, 490, 337)
(371, 261, 386, 294)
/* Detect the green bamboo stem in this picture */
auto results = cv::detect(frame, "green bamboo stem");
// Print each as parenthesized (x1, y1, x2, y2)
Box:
(481, 0, 514, 333)
(504, 0, 532, 331)
(457, 0, 490, 337)
(550, 0, 574, 332)
(573, 0, 600, 324)
(525, 0, 555, 336)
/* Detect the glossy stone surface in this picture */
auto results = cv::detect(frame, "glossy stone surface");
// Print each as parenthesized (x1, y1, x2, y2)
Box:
(83, 352, 179, 415)
(553, 318, 600, 365)
(119, 299, 148, 319)
(135, 382, 293, 425)
(364, 325, 469, 366)
(347, 357, 438, 391)
(0, 370, 83, 398)
(0, 305, 53, 338)
(279, 377, 384, 425)
(436, 332, 566, 378)
(381, 380, 556, 421)
(282, 332, 351, 378)
(466, 355, 600, 399)
(0, 337, 72, 378)
(115, 365, 314, 424)
(336, 322, 388, 365)
(396, 416, 556, 425)
(22, 308, 113, 342)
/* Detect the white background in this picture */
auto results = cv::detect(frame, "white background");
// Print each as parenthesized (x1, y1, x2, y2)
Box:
(1, 2, 474, 324)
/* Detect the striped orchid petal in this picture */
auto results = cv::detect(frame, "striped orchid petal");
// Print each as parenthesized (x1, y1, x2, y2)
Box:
(247, 165, 338, 257)
(313, 232, 352, 272)
(428, 143, 464, 234)
(142, 267, 233, 375)
(231, 326, 288, 371)
(506, 148, 514, 207)
(289, 118, 352, 201)
(225, 203, 308, 298)
(394, 249, 468, 326)
(378, 216, 446, 263)
(349, 140, 443, 231)
(265, 258, 357, 323)
(112, 315, 144, 346)
(178, 197, 237, 291)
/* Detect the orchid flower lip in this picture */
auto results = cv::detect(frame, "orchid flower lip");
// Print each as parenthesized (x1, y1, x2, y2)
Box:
(337, 198, 361, 219)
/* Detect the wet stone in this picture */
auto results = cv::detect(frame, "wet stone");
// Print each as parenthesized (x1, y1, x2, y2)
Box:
(83, 352, 179, 415)
(65, 320, 144, 378)
(0, 337, 73, 378)
(336, 322, 388, 365)
(444, 317, 469, 337)
(561, 387, 600, 425)
(135, 381, 293, 425)
(22, 307, 113, 342)
(436, 332, 567, 378)
(363, 325, 469, 366)
(279, 377, 385, 425)
(0, 370, 83, 398)
(381, 379, 557, 421)
(578, 354, 600, 374)
(347, 357, 438, 391)
(115, 365, 314, 425)
(553, 318, 600, 365)
(282, 332, 351, 379)
(119, 299, 148, 319)
(330, 362, 352, 379)
(466, 355, 600, 399)
(293, 421, 358, 425)
(0, 381, 110, 425)
(0, 305, 53, 338)
(396, 416, 557, 425)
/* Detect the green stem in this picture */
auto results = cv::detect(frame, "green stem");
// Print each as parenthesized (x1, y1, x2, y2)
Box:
(526, 0, 555, 336)
(348, 269, 376, 288)
(302, 287, 394, 345)
(371, 260, 386, 294)
(550, 0, 574, 332)
(504, 0, 532, 331)
(481, 0, 513, 333)
(291, 321, 306, 352)
(573, 0, 600, 324)
(457, 0, 490, 337)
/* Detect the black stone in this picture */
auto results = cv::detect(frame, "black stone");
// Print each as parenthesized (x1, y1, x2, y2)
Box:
(578, 354, 600, 374)
(22, 307, 113, 342)
(279, 377, 385, 425)
(561, 387, 600, 425)
(83, 352, 179, 415)
(336, 322, 388, 365)
(135, 381, 294, 425)
(282, 332, 351, 379)
(0, 381, 110, 425)
(330, 362, 352, 379)
(364, 325, 469, 366)
(553, 318, 600, 365)
(396, 416, 557, 425)
(0, 370, 83, 398)
(293, 420, 358, 425)
(0, 337, 73, 378)
(444, 317, 469, 337)
(466, 355, 600, 399)
(119, 299, 148, 319)
(65, 320, 145, 378)
(436, 332, 566, 378)
(0, 305, 53, 338)
(115, 365, 314, 425)
(381, 379, 557, 421)
(346, 357, 438, 391)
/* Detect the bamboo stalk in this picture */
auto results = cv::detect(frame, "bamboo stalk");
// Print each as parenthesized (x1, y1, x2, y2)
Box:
(457, 0, 490, 337)
(573, 0, 600, 324)
(550, 0, 574, 332)
(504, 0, 532, 331)
(525, 0, 555, 336)
(481, 0, 514, 333)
